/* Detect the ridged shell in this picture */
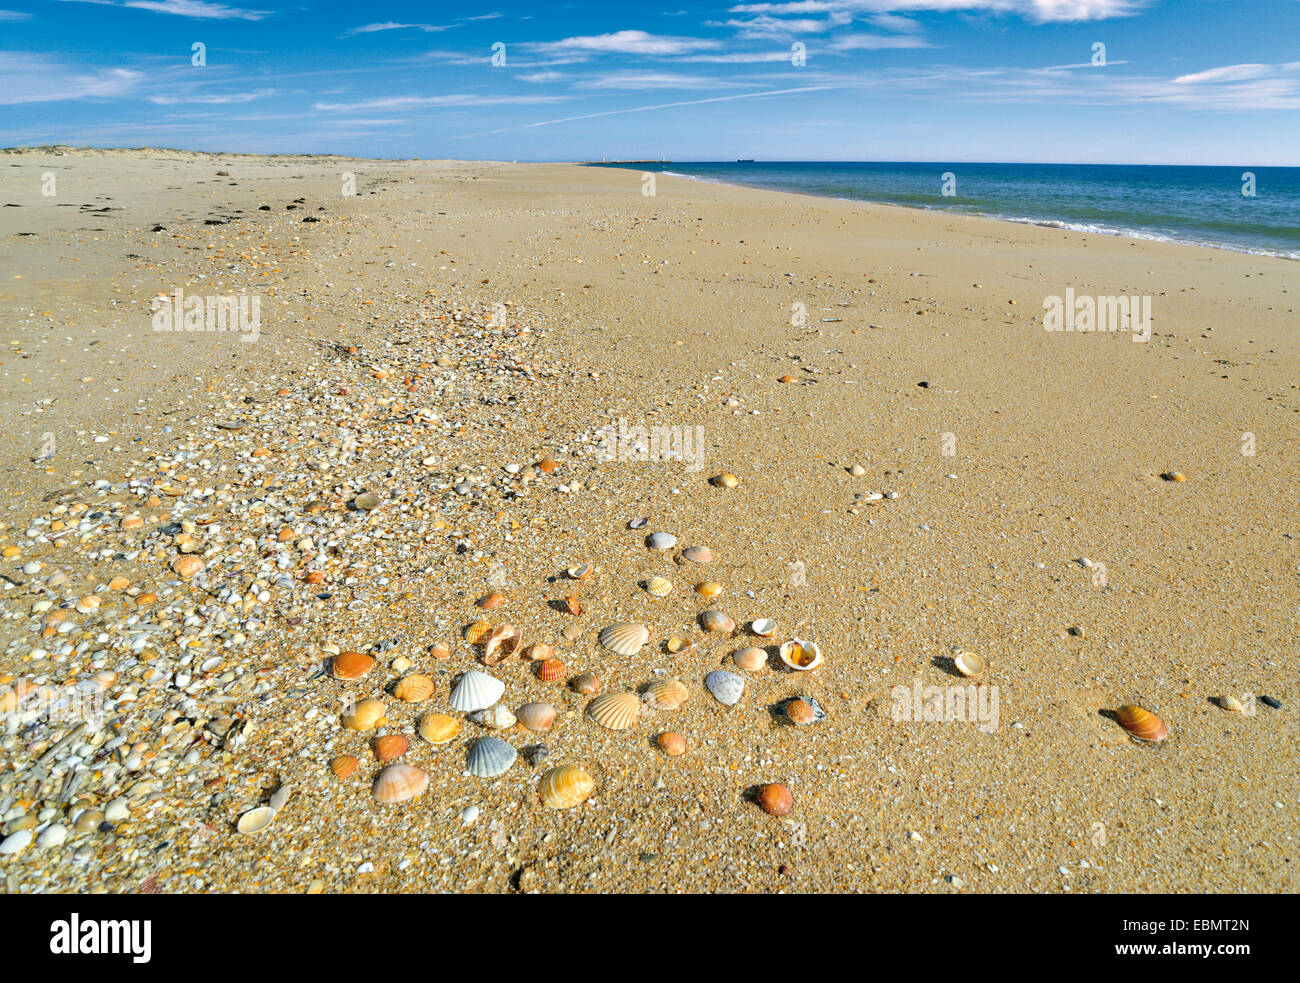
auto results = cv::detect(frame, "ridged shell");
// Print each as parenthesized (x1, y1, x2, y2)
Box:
(470, 704, 517, 730)
(536, 658, 567, 681)
(599, 623, 649, 656)
(330, 754, 359, 779)
(517, 702, 557, 732)
(1116, 704, 1169, 742)
(482, 623, 523, 665)
(645, 576, 673, 597)
(705, 670, 745, 706)
(342, 698, 386, 731)
(953, 651, 984, 678)
(778, 639, 823, 671)
(525, 643, 553, 662)
(732, 646, 768, 672)
(372, 763, 428, 803)
(642, 678, 690, 711)
(540, 764, 595, 810)
(466, 736, 517, 778)
(236, 806, 277, 835)
(465, 620, 491, 644)
(417, 712, 460, 745)
(331, 651, 375, 680)
(449, 670, 505, 712)
(393, 674, 434, 702)
(682, 546, 713, 563)
(700, 610, 735, 633)
(373, 734, 409, 762)
(587, 691, 640, 730)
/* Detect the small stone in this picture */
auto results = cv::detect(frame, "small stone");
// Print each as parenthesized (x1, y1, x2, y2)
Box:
(1260, 695, 1282, 710)
(849, 464, 866, 476)
(1068, 626, 1084, 638)
(0, 829, 33, 854)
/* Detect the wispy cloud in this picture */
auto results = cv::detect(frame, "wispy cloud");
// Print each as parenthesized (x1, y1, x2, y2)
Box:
(315, 93, 569, 112)
(572, 71, 757, 90)
(0, 50, 143, 104)
(725, 1, 1151, 24)
(345, 22, 453, 36)
(57, 0, 270, 19)
(522, 30, 723, 58)
(149, 88, 275, 104)
(0, 9, 33, 20)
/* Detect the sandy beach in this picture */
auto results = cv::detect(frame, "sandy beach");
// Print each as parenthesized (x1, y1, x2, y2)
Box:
(0, 148, 1296, 894)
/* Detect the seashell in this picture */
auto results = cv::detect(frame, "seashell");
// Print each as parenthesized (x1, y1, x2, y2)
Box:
(656, 732, 687, 756)
(417, 712, 459, 745)
(173, 555, 203, 578)
(1160, 471, 1187, 482)
(373, 763, 428, 803)
(587, 691, 640, 730)
(525, 643, 553, 662)
(373, 734, 409, 763)
(571, 673, 602, 695)
(342, 698, 386, 730)
(465, 620, 491, 644)
(682, 546, 713, 564)
(645, 576, 673, 597)
(704, 670, 745, 706)
(757, 783, 793, 816)
(784, 696, 826, 726)
(628, 517, 649, 529)
(237, 806, 277, 835)
(481, 623, 522, 665)
(517, 702, 558, 732)
(599, 623, 649, 656)
(750, 618, 776, 637)
(393, 674, 434, 702)
(525, 745, 550, 767)
(540, 764, 595, 810)
(732, 646, 768, 672)
(1216, 694, 1244, 713)
(428, 641, 451, 660)
(642, 678, 690, 711)
(953, 651, 984, 678)
(330, 754, 359, 780)
(778, 639, 823, 671)
(448, 670, 505, 712)
(467, 736, 518, 778)
(477, 590, 506, 609)
(700, 610, 735, 633)
(646, 532, 677, 551)
(711, 472, 739, 488)
(353, 492, 381, 510)
(567, 563, 593, 580)
(563, 595, 582, 616)
(695, 581, 723, 598)
(470, 704, 517, 730)
(1115, 704, 1169, 742)
(536, 658, 567, 682)
(331, 650, 374, 680)
(666, 636, 695, 655)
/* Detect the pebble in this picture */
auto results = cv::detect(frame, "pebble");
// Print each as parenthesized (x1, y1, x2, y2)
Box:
(0, 830, 33, 854)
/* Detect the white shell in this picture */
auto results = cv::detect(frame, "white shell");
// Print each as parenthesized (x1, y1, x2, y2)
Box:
(645, 576, 673, 597)
(705, 670, 745, 706)
(236, 806, 277, 835)
(646, 532, 677, 550)
(750, 618, 776, 637)
(470, 704, 517, 729)
(467, 736, 517, 778)
(953, 650, 984, 677)
(778, 639, 823, 671)
(449, 670, 505, 712)
(1218, 694, 1245, 713)
(599, 623, 649, 656)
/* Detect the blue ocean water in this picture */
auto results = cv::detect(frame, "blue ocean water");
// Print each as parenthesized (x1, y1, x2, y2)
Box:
(588, 162, 1300, 260)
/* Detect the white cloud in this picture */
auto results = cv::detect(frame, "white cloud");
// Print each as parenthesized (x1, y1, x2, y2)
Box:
(829, 32, 934, 49)
(314, 93, 568, 112)
(345, 22, 452, 36)
(149, 89, 274, 104)
(523, 30, 722, 57)
(0, 9, 33, 20)
(0, 51, 143, 104)
(725, 1, 1151, 23)
(56, 0, 269, 19)
(573, 71, 755, 90)
(1173, 64, 1273, 85)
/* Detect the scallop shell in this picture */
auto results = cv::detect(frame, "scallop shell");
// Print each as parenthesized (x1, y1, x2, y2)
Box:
(470, 704, 517, 730)
(330, 754, 359, 780)
(953, 651, 984, 678)
(682, 546, 713, 564)
(732, 646, 769, 672)
(540, 764, 595, 810)
(466, 736, 518, 778)
(517, 702, 557, 732)
(482, 624, 522, 665)
(331, 651, 375, 680)
(645, 576, 673, 598)
(642, 678, 690, 711)
(373, 734, 409, 763)
(372, 763, 429, 803)
(750, 618, 776, 637)
(465, 620, 491, 644)
(599, 623, 650, 656)
(393, 674, 434, 702)
(236, 806, 277, 835)
(1115, 704, 1169, 742)
(646, 532, 677, 551)
(587, 691, 641, 730)
(536, 658, 567, 682)
(705, 670, 745, 706)
(449, 670, 505, 712)
(778, 639, 823, 671)
(700, 610, 735, 633)
(342, 698, 387, 731)
(417, 712, 460, 745)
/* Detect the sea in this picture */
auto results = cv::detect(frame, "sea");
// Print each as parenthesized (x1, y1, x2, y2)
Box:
(587, 161, 1300, 260)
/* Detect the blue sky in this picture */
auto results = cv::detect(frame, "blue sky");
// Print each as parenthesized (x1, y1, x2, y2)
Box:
(2, 0, 1298, 163)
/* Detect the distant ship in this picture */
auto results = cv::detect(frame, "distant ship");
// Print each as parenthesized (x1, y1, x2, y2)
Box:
(736, 158, 755, 163)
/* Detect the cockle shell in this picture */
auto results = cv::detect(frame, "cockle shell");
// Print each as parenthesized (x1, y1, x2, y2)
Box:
(343, 698, 387, 730)
(536, 658, 567, 681)
(587, 691, 640, 730)
(571, 673, 601, 695)
(778, 639, 823, 671)
(1217, 694, 1245, 713)
(393, 674, 434, 702)
(331, 651, 375, 680)
(645, 576, 673, 597)
(373, 763, 428, 803)
(428, 641, 451, 660)
(953, 651, 984, 678)
(1115, 704, 1169, 742)
(449, 671, 505, 712)
(563, 595, 582, 616)
(656, 732, 687, 756)
(330, 754, 359, 779)
(525, 643, 553, 662)
(700, 610, 735, 633)
(646, 532, 677, 551)
(599, 623, 650, 656)
(705, 670, 745, 706)
(482, 624, 522, 665)
(784, 696, 826, 726)
(666, 636, 696, 655)
(465, 620, 491, 644)
(470, 704, 517, 730)
(517, 702, 557, 732)
(417, 712, 459, 745)
(750, 618, 776, 637)
(373, 734, 409, 763)
(682, 546, 713, 564)
(540, 764, 595, 810)
(695, 581, 723, 598)
(642, 678, 690, 711)
(466, 736, 517, 778)
(236, 806, 277, 835)
(732, 647, 769, 672)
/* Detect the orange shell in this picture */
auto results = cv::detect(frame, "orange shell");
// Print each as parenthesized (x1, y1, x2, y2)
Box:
(526, 643, 553, 662)
(537, 458, 559, 474)
(373, 734, 409, 763)
(466, 621, 492, 644)
(536, 659, 567, 682)
(331, 651, 375, 681)
(393, 674, 434, 703)
(757, 783, 793, 816)
(428, 641, 451, 660)
(477, 591, 505, 610)
(1116, 704, 1169, 742)
(656, 732, 687, 756)
(564, 595, 581, 616)
(330, 754, 359, 779)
